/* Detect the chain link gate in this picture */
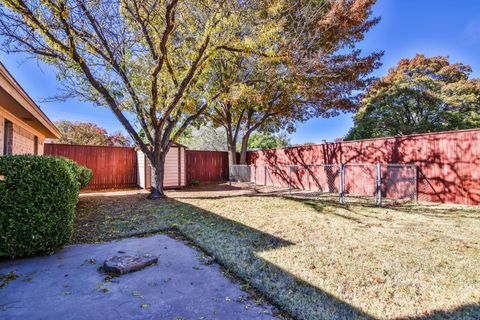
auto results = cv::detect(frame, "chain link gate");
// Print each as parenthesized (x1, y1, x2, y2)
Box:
(230, 164, 290, 188)
(339, 163, 380, 205)
(288, 164, 341, 199)
(231, 163, 418, 206)
(252, 164, 269, 187)
(229, 165, 253, 184)
(253, 164, 290, 188)
(338, 163, 418, 206)
(286, 163, 418, 207)
(381, 164, 418, 203)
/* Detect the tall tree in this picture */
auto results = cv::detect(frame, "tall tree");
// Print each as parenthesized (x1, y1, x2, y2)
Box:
(346, 54, 480, 140)
(0, 0, 277, 198)
(206, 57, 301, 164)
(207, 0, 382, 164)
(55, 120, 131, 146)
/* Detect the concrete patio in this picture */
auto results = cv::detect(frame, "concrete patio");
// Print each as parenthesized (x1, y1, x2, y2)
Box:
(0, 234, 281, 320)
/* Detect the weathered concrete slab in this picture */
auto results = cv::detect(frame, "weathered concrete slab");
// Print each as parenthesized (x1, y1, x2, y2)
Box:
(103, 254, 158, 275)
(0, 235, 281, 320)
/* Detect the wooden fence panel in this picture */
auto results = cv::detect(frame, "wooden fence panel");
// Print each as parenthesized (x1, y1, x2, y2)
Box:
(248, 129, 480, 205)
(44, 144, 138, 190)
(186, 150, 228, 182)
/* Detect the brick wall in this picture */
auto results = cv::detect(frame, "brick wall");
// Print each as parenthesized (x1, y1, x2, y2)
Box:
(10, 123, 35, 154)
(0, 115, 3, 154)
(37, 138, 44, 155)
(5, 120, 13, 154)
(0, 115, 45, 156)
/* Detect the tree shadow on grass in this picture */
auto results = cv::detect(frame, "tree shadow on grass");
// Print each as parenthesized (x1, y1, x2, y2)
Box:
(75, 192, 371, 319)
(177, 187, 480, 222)
(403, 303, 480, 320)
(382, 203, 480, 220)
(175, 190, 387, 224)
(74, 192, 480, 320)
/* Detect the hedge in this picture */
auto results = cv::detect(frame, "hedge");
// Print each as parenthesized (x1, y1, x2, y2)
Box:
(64, 158, 93, 189)
(0, 155, 91, 258)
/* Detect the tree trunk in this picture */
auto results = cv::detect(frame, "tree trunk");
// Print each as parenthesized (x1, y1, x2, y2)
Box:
(227, 134, 238, 166)
(239, 133, 250, 165)
(147, 153, 166, 200)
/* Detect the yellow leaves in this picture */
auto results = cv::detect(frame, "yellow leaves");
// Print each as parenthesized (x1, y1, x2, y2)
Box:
(267, 0, 284, 15)
(182, 99, 197, 114)
(229, 82, 265, 105)
(242, 36, 257, 51)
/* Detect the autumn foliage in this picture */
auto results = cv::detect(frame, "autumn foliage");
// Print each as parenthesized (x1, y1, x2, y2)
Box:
(207, 0, 382, 164)
(346, 54, 480, 140)
(55, 120, 131, 146)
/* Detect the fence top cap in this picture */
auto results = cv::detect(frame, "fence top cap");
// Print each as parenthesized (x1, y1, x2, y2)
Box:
(46, 143, 135, 149)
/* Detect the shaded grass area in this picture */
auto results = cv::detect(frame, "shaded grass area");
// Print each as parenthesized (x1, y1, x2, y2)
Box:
(74, 186, 480, 320)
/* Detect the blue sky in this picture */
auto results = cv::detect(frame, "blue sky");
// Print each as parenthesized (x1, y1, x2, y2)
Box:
(1, 0, 479, 144)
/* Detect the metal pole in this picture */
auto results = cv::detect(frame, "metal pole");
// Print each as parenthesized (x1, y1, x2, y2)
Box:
(415, 165, 418, 202)
(338, 164, 342, 203)
(288, 165, 292, 196)
(264, 165, 267, 186)
(342, 164, 346, 203)
(374, 165, 378, 205)
(339, 164, 345, 204)
(376, 163, 382, 207)
(254, 165, 257, 190)
(272, 166, 275, 188)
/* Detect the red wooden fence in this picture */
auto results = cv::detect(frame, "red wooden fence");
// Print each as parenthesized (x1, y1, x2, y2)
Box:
(186, 150, 229, 182)
(248, 129, 480, 205)
(45, 144, 138, 190)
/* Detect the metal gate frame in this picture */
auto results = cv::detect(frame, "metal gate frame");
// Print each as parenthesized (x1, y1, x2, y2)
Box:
(288, 164, 342, 199)
(253, 164, 278, 188)
(381, 163, 418, 204)
(286, 163, 418, 207)
(229, 165, 253, 184)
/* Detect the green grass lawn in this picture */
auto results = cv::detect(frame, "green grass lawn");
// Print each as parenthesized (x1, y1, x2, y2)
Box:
(74, 184, 480, 320)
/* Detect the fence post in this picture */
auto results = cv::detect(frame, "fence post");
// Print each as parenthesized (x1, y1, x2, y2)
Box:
(254, 165, 257, 190)
(376, 163, 382, 207)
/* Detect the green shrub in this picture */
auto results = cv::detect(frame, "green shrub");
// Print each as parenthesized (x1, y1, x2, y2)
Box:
(77, 165, 93, 189)
(64, 159, 92, 189)
(189, 179, 200, 186)
(0, 155, 80, 258)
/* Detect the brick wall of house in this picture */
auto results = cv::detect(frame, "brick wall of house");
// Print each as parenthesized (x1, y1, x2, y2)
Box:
(0, 114, 46, 155)
(0, 114, 3, 154)
(37, 138, 44, 155)
(12, 123, 35, 155)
